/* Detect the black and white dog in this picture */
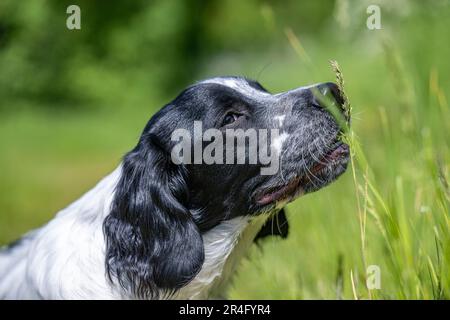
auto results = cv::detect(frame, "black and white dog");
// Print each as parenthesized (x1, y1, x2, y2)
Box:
(0, 76, 349, 299)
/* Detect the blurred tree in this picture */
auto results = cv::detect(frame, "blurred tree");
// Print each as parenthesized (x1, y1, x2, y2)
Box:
(0, 0, 336, 112)
(0, 0, 214, 110)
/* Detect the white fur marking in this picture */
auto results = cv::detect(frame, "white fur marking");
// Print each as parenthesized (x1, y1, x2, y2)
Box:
(272, 132, 289, 155)
(200, 77, 271, 97)
(0, 167, 122, 299)
(274, 115, 286, 127)
(176, 215, 268, 299)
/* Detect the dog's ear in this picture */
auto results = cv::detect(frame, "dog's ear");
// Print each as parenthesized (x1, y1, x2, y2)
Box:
(254, 208, 289, 242)
(103, 134, 204, 299)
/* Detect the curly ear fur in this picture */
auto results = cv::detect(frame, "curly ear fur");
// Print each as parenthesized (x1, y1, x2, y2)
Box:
(103, 134, 204, 299)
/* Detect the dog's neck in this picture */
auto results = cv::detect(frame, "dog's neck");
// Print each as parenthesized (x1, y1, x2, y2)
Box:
(4, 166, 265, 299)
(175, 214, 268, 299)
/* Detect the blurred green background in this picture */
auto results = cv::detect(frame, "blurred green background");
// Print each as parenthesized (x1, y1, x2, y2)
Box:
(0, 0, 449, 299)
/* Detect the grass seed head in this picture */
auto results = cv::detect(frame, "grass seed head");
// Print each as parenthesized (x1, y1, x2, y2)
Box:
(330, 60, 352, 122)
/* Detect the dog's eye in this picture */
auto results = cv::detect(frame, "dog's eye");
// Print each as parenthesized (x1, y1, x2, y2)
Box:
(222, 112, 241, 126)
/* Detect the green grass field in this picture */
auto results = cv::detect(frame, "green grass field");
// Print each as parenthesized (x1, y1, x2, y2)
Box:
(0, 1, 449, 299)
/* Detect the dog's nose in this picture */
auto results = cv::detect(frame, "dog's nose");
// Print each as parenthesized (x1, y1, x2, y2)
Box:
(310, 82, 344, 108)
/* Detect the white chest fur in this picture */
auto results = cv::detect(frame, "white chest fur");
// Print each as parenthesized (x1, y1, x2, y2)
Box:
(176, 215, 268, 299)
(0, 167, 122, 299)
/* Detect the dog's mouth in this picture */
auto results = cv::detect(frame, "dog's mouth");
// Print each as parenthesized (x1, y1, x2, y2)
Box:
(255, 141, 350, 206)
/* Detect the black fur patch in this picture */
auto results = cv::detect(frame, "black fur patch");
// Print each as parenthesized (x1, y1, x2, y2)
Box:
(103, 135, 204, 299)
(255, 208, 289, 241)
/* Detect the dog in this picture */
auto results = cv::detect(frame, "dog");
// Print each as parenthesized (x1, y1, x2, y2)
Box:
(0, 76, 349, 299)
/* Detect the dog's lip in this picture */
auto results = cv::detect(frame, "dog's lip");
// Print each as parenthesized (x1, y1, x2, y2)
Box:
(255, 142, 349, 206)
(309, 142, 349, 174)
(255, 175, 304, 206)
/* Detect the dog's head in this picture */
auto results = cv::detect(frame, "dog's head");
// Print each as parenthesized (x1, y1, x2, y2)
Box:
(104, 76, 350, 298)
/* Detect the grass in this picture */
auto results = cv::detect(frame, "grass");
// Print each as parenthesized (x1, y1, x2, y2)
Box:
(334, 58, 448, 299)
(229, 16, 449, 299)
(1, 3, 449, 300)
